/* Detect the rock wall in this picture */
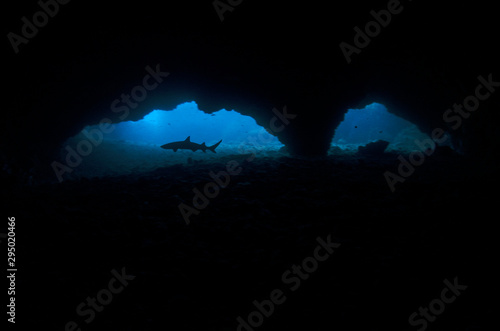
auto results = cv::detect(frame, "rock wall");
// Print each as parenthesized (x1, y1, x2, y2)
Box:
(3, 0, 499, 179)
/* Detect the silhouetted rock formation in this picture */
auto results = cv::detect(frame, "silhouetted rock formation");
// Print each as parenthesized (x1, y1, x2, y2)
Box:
(357, 140, 390, 155)
(3, 0, 499, 180)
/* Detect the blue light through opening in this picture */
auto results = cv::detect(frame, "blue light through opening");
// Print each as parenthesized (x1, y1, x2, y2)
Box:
(330, 103, 441, 153)
(63, 102, 285, 179)
(104, 101, 284, 149)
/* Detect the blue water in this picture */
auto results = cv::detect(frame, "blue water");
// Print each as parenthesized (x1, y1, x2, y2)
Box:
(61, 101, 441, 179)
(331, 103, 437, 153)
(61, 102, 285, 179)
(96, 101, 284, 149)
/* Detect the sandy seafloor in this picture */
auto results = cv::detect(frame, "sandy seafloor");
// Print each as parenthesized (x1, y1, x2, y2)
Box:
(4, 140, 496, 330)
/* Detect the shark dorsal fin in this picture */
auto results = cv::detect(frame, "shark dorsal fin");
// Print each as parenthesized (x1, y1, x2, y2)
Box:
(185, 136, 190, 142)
(201, 142, 206, 146)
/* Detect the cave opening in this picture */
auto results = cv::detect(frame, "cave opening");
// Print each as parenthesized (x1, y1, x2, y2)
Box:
(329, 102, 449, 154)
(61, 101, 285, 179)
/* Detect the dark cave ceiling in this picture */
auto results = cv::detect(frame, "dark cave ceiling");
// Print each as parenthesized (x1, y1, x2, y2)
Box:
(3, 0, 499, 171)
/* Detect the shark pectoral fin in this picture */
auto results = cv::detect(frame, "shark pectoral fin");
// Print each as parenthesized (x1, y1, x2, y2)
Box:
(173, 148, 178, 152)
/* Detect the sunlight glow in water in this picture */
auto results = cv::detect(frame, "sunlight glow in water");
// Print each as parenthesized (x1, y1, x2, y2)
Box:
(96, 101, 284, 149)
(331, 103, 434, 152)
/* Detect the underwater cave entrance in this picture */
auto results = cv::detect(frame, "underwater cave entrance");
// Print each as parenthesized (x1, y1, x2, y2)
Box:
(330, 103, 446, 155)
(62, 101, 285, 179)
(104, 101, 284, 150)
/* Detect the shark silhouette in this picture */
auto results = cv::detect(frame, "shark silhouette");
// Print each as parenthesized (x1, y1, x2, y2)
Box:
(160, 136, 222, 153)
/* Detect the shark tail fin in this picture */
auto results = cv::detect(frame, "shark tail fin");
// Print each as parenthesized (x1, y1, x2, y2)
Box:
(208, 139, 222, 153)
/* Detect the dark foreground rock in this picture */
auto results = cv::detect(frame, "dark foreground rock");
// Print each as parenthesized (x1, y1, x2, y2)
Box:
(3, 153, 496, 330)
